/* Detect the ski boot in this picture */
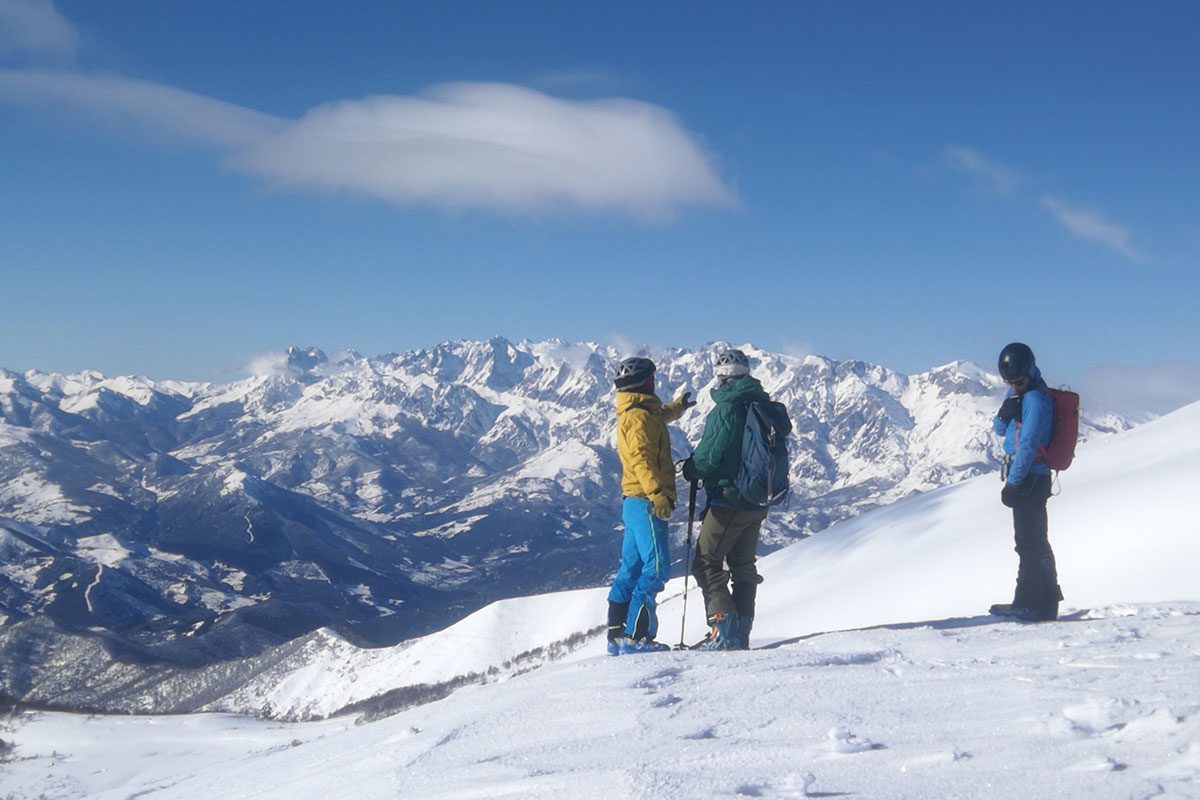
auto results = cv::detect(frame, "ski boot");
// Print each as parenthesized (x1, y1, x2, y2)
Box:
(1013, 605, 1058, 623)
(694, 613, 741, 651)
(607, 601, 629, 656)
(618, 637, 671, 654)
(733, 614, 753, 650)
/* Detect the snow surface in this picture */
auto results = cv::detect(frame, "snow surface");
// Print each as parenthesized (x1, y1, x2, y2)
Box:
(0, 470, 91, 525)
(3, 401, 1199, 799)
(4, 604, 1199, 799)
(74, 533, 132, 568)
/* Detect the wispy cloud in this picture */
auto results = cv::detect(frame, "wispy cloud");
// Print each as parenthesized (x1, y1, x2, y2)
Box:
(942, 145, 1023, 195)
(780, 341, 815, 360)
(1085, 361, 1200, 418)
(530, 67, 628, 95)
(0, 70, 282, 146)
(0, 0, 78, 63)
(1041, 195, 1142, 262)
(606, 334, 644, 358)
(244, 351, 289, 378)
(938, 144, 1144, 263)
(0, 68, 735, 220)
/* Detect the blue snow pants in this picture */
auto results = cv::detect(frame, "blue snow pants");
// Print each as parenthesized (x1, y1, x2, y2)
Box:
(607, 497, 671, 640)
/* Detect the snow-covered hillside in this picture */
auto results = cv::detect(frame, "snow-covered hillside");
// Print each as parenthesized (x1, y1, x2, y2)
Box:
(2, 400, 1197, 799)
(182, 396, 1199, 722)
(1, 339, 1129, 708)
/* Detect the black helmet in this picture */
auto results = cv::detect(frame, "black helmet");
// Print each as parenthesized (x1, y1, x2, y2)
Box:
(998, 342, 1035, 383)
(614, 356, 656, 391)
(714, 349, 750, 380)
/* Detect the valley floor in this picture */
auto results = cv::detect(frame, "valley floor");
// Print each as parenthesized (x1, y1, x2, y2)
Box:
(3, 602, 1198, 799)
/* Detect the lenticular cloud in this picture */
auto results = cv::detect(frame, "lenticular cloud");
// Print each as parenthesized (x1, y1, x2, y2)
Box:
(238, 83, 735, 218)
(0, 69, 734, 219)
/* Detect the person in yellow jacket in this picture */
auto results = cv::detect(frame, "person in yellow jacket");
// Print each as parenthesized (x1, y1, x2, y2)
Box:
(607, 356, 695, 655)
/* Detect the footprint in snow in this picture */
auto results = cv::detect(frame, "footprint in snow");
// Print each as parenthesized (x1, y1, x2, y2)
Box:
(1058, 697, 1132, 738)
(1068, 755, 1127, 772)
(827, 727, 885, 754)
(632, 666, 684, 693)
(777, 771, 848, 798)
(1117, 707, 1182, 739)
(681, 726, 718, 740)
(651, 692, 682, 708)
(899, 749, 972, 771)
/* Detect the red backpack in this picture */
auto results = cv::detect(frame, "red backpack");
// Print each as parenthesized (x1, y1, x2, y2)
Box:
(1038, 388, 1080, 471)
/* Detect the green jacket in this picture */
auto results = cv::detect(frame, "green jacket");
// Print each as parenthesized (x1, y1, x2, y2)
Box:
(691, 376, 771, 502)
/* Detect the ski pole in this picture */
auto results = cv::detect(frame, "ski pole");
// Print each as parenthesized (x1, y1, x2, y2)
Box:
(676, 477, 698, 649)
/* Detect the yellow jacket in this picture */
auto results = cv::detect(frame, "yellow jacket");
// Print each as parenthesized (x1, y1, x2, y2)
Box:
(615, 391, 688, 503)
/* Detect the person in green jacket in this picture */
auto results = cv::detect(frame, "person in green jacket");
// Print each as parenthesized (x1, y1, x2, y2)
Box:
(682, 349, 778, 650)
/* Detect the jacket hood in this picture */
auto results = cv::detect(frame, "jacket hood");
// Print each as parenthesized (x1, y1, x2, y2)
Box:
(615, 390, 662, 414)
(710, 375, 769, 404)
(1007, 364, 1046, 397)
(1024, 364, 1046, 392)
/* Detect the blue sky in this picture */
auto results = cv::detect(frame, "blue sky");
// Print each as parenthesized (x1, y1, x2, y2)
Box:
(1, 1, 1198, 414)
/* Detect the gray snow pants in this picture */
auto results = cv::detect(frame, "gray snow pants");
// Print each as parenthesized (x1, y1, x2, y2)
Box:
(692, 504, 767, 619)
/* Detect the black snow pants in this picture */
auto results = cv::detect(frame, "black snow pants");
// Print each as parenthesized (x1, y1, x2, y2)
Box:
(1010, 473, 1063, 615)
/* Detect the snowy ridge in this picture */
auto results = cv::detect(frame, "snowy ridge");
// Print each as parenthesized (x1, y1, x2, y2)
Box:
(211, 587, 607, 720)
(0, 339, 1131, 706)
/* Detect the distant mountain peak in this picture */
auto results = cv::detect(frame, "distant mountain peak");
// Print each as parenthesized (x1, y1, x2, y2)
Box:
(0, 337, 1137, 711)
(286, 346, 328, 374)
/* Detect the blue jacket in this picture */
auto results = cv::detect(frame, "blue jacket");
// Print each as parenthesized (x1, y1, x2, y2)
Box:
(992, 364, 1053, 485)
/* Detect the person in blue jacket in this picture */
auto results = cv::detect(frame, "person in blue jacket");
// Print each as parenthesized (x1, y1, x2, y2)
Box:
(988, 342, 1063, 622)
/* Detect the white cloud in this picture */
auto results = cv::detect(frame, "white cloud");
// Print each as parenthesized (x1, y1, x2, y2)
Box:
(0, 69, 734, 220)
(530, 67, 627, 94)
(937, 145, 1146, 263)
(606, 334, 643, 359)
(244, 352, 289, 378)
(1041, 195, 1142, 262)
(0, 0, 78, 63)
(781, 341, 815, 360)
(236, 83, 734, 218)
(0, 69, 282, 146)
(942, 145, 1023, 195)
(1084, 361, 1200, 418)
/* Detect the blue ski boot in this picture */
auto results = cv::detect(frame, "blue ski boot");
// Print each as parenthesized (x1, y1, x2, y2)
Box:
(607, 600, 629, 656)
(618, 637, 671, 654)
(694, 613, 739, 651)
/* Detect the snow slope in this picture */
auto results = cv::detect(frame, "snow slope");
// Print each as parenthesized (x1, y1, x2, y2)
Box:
(749, 394, 1200, 644)
(5, 604, 1199, 799)
(2, 401, 1197, 799)
(192, 397, 1200, 721)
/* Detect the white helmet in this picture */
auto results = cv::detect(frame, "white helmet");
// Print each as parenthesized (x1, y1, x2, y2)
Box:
(714, 349, 750, 380)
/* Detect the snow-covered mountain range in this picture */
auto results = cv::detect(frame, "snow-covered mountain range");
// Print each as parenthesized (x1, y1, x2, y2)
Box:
(0, 339, 1128, 708)
(3, 398, 1196, 800)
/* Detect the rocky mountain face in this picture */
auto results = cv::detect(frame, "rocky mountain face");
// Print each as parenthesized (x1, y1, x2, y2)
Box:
(0, 339, 1128, 709)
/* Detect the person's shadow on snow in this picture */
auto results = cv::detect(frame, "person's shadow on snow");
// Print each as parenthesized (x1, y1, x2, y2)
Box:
(757, 609, 1091, 650)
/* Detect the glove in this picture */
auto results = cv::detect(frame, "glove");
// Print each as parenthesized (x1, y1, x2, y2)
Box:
(677, 391, 697, 409)
(1000, 482, 1025, 508)
(681, 456, 699, 483)
(997, 396, 1021, 424)
(649, 491, 674, 520)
